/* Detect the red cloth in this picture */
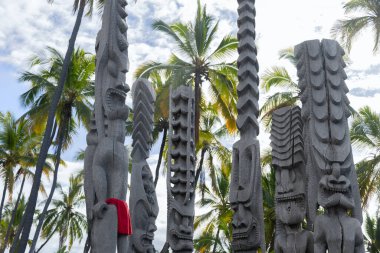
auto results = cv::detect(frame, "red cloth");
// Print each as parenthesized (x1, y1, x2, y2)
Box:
(106, 198, 132, 235)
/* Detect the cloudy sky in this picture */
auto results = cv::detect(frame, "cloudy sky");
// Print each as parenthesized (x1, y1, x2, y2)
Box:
(1, 0, 380, 252)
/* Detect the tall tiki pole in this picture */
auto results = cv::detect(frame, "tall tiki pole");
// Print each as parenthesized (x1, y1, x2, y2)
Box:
(128, 78, 159, 253)
(166, 85, 196, 253)
(229, 0, 265, 252)
(295, 39, 365, 253)
(84, 0, 131, 252)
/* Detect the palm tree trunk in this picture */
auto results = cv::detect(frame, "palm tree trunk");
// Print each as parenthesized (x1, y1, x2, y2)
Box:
(35, 224, 59, 253)
(0, 175, 8, 223)
(160, 242, 170, 253)
(1, 173, 26, 253)
(29, 122, 65, 253)
(154, 126, 168, 187)
(9, 211, 26, 253)
(15, 1, 86, 251)
(194, 147, 207, 188)
(212, 228, 220, 253)
(194, 71, 202, 144)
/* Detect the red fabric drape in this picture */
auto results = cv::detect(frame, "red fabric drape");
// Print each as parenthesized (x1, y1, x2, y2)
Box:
(106, 198, 132, 235)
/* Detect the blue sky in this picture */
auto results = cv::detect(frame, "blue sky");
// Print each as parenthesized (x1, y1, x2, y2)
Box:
(1, 0, 380, 252)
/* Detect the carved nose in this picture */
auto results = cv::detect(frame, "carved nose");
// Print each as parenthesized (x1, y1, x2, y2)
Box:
(279, 169, 294, 193)
(180, 217, 192, 234)
(232, 204, 248, 228)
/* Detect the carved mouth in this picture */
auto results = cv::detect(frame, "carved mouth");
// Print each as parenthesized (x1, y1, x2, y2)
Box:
(141, 233, 154, 246)
(276, 193, 304, 202)
(232, 221, 257, 239)
(170, 229, 193, 240)
(106, 87, 127, 103)
(322, 186, 349, 193)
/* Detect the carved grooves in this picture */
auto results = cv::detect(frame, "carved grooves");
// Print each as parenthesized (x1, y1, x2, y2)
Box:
(295, 39, 363, 224)
(295, 39, 351, 174)
(167, 85, 195, 252)
(94, 0, 129, 138)
(109, 0, 129, 77)
(168, 86, 195, 204)
(131, 79, 155, 159)
(271, 106, 304, 168)
(236, 0, 260, 137)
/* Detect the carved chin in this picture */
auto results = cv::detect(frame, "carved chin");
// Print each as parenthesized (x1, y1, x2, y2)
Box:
(169, 229, 193, 251)
(132, 229, 155, 253)
(319, 176, 354, 209)
(276, 197, 305, 225)
(232, 236, 260, 252)
(232, 225, 260, 251)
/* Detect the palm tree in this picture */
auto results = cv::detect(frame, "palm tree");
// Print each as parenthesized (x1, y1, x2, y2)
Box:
(260, 148, 277, 252)
(0, 113, 46, 223)
(260, 48, 299, 130)
(364, 212, 380, 253)
(15, 0, 104, 249)
(0, 196, 28, 250)
(350, 106, 380, 208)
(195, 104, 232, 195)
(36, 174, 86, 252)
(194, 162, 233, 253)
(19, 47, 95, 252)
(135, 0, 238, 142)
(332, 0, 380, 53)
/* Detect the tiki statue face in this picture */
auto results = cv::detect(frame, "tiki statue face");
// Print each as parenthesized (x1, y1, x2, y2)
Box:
(168, 207, 194, 252)
(131, 165, 158, 253)
(275, 163, 306, 225)
(230, 142, 260, 251)
(318, 162, 354, 210)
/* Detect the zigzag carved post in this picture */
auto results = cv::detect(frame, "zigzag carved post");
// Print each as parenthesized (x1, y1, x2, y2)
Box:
(295, 39, 365, 253)
(166, 85, 195, 253)
(84, 0, 130, 252)
(229, 0, 265, 252)
(129, 78, 159, 253)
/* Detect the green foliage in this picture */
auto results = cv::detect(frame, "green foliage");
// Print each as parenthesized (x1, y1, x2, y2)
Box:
(0, 196, 28, 248)
(332, 0, 380, 53)
(19, 47, 95, 150)
(135, 0, 239, 134)
(259, 49, 299, 131)
(350, 106, 380, 208)
(364, 213, 380, 252)
(41, 174, 86, 251)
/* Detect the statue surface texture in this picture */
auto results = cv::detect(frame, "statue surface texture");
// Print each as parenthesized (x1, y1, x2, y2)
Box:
(166, 85, 196, 253)
(271, 106, 313, 253)
(84, 0, 130, 252)
(295, 39, 364, 253)
(229, 0, 265, 252)
(129, 78, 158, 253)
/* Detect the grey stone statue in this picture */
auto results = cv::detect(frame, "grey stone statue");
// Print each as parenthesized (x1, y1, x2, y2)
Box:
(84, 0, 130, 252)
(271, 106, 313, 253)
(166, 85, 195, 253)
(229, 0, 265, 252)
(128, 78, 158, 253)
(295, 39, 364, 253)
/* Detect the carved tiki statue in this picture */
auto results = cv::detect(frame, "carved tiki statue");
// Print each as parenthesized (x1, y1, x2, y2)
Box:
(167, 85, 196, 253)
(229, 0, 265, 252)
(128, 78, 159, 253)
(84, 0, 130, 252)
(295, 39, 364, 253)
(271, 106, 313, 253)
